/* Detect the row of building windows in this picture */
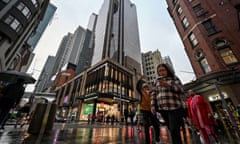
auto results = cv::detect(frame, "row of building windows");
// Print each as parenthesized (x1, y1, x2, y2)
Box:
(175, 1, 239, 74)
(17, 2, 31, 19)
(3, 1, 38, 33)
(4, 15, 22, 32)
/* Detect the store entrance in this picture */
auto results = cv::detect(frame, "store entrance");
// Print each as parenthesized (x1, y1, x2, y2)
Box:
(210, 98, 239, 141)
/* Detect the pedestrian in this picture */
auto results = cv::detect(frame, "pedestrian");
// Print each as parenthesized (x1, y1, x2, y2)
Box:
(129, 108, 135, 125)
(91, 114, 95, 124)
(111, 114, 115, 125)
(87, 113, 91, 124)
(124, 108, 128, 125)
(151, 63, 185, 144)
(136, 104, 142, 133)
(0, 79, 25, 129)
(188, 90, 219, 144)
(136, 79, 160, 144)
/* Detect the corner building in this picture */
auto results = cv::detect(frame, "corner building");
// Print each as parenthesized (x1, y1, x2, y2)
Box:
(166, 0, 240, 138)
(0, 0, 49, 71)
(55, 0, 142, 122)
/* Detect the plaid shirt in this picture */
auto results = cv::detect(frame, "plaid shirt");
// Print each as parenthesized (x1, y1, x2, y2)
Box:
(151, 76, 184, 111)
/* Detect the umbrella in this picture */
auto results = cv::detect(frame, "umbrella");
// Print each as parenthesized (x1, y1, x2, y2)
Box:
(0, 70, 36, 84)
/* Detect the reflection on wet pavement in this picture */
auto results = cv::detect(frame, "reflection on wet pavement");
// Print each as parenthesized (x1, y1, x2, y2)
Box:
(0, 123, 239, 144)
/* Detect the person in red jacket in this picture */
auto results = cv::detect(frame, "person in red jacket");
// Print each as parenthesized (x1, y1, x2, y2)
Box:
(188, 90, 219, 144)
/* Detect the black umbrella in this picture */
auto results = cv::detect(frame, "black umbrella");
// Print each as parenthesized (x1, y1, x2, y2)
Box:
(0, 70, 36, 84)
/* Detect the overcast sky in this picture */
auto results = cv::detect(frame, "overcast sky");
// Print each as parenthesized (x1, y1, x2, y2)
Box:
(26, 0, 195, 91)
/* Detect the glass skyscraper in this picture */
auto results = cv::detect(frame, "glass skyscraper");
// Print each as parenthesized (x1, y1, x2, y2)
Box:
(92, 0, 142, 74)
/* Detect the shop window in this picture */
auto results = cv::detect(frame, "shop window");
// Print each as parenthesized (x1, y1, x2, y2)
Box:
(202, 19, 218, 35)
(199, 58, 211, 74)
(188, 33, 198, 47)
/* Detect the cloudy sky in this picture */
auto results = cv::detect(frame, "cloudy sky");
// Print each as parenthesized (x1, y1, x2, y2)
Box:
(26, 0, 195, 91)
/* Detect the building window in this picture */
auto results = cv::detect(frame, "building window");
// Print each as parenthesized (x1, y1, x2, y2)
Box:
(200, 58, 211, 73)
(177, 5, 183, 15)
(202, 19, 218, 35)
(17, 2, 31, 19)
(194, 49, 204, 60)
(173, 0, 177, 4)
(193, 4, 206, 17)
(188, 33, 198, 47)
(182, 17, 189, 29)
(4, 15, 22, 32)
(31, 0, 38, 7)
(236, 4, 240, 30)
(2, 0, 10, 3)
(219, 48, 238, 64)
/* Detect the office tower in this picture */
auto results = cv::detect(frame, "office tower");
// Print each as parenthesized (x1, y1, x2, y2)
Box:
(142, 50, 173, 85)
(166, 0, 240, 138)
(0, 0, 50, 71)
(35, 55, 56, 92)
(75, 13, 98, 74)
(68, 26, 86, 66)
(92, 0, 142, 74)
(52, 33, 73, 75)
(27, 3, 57, 52)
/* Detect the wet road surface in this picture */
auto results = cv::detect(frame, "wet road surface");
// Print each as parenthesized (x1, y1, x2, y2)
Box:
(0, 122, 239, 144)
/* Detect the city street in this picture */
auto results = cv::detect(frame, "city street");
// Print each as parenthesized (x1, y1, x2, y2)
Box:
(0, 121, 238, 144)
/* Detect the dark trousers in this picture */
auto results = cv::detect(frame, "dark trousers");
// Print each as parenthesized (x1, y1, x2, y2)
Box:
(0, 98, 15, 126)
(141, 110, 160, 143)
(160, 108, 182, 144)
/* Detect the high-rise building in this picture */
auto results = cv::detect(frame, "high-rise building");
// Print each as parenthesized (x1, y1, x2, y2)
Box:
(68, 26, 86, 66)
(55, 0, 142, 121)
(92, 0, 142, 74)
(142, 50, 174, 85)
(34, 55, 56, 92)
(27, 3, 57, 52)
(75, 13, 98, 74)
(166, 0, 240, 137)
(52, 33, 73, 75)
(0, 0, 50, 71)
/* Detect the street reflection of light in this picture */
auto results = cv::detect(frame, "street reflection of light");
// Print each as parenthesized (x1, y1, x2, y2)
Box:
(127, 126, 134, 137)
(52, 129, 60, 144)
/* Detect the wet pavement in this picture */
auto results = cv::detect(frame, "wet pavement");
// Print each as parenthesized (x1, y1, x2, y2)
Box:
(0, 122, 239, 144)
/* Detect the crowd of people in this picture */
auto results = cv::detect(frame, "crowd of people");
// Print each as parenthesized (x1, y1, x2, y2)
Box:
(135, 63, 235, 144)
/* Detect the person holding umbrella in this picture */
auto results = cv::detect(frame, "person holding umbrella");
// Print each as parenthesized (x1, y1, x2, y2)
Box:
(0, 78, 25, 129)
